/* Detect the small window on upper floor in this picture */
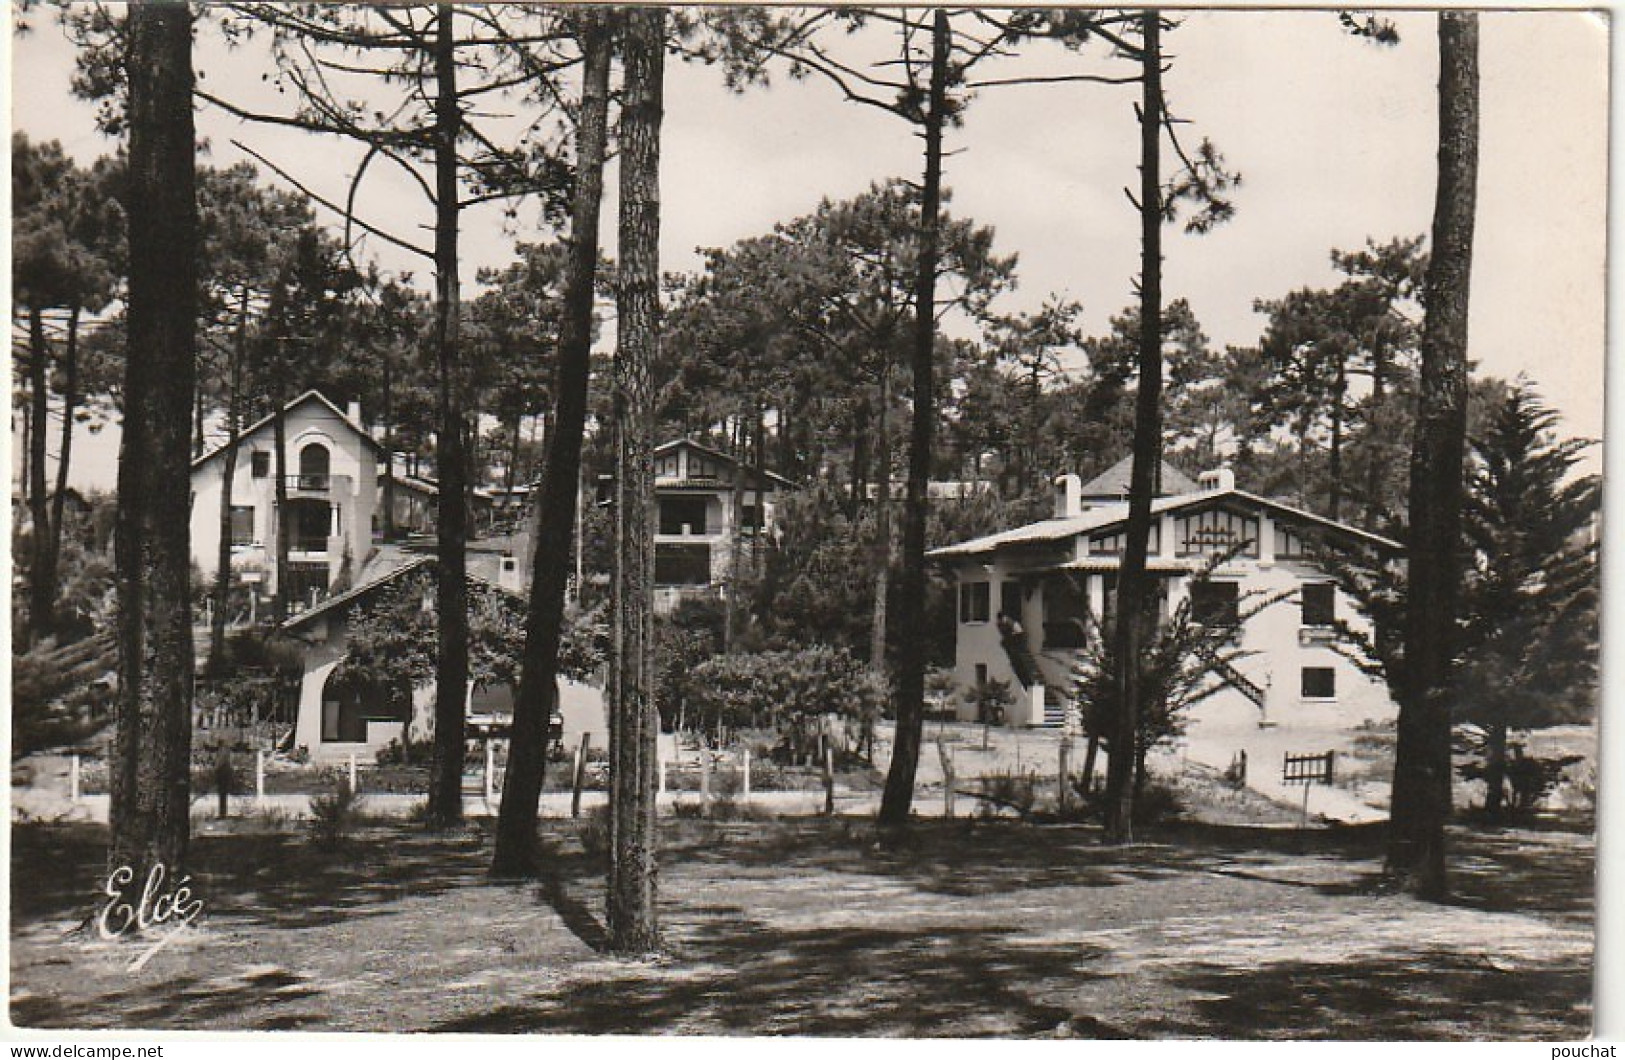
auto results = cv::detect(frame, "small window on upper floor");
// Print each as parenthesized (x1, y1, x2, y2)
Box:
(1301, 583, 1336, 627)
(959, 581, 990, 624)
(251, 450, 270, 478)
(1190, 581, 1240, 628)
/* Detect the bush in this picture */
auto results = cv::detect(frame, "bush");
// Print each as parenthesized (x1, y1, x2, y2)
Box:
(1458, 747, 1585, 816)
(1078, 778, 1187, 827)
(307, 776, 366, 847)
(976, 769, 1037, 819)
(686, 647, 886, 762)
(375, 737, 433, 768)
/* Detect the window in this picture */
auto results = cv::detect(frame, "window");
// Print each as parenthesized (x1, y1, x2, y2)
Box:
(959, 581, 990, 624)
(655, 543, 711, 586)
(1190, 581, 1240, 628)
(229, 505, 255, 546)
(659, 496, 708, 535)
(1301, 583, 1336, 627)
(251, 450, 270, 478)
(1301, 666, 1336, 699)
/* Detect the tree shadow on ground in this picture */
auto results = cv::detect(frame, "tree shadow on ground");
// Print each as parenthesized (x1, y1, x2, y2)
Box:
(646, 818, 1393, 902)
(1144, 950, 1591, 1039)
(11, 819, 500, 934)
(12, 966, 330, 1031)
(434, 914, 1129, 1037)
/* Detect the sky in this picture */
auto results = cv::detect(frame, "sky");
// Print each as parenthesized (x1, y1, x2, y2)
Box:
(6, 6, 1610, 491)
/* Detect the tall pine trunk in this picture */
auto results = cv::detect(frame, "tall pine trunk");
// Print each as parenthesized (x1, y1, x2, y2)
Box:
(607, 5, 663, 954)
(427, 2, 470, 828)
(1388, 11, 1479, 899)
(27, 304, 54, 645)
(1104, 10, 1164, 845)
(870, 362, 892, 674)
(382, 350, 397, 541)
(272, 385, 290, 622)
(48, 305, 83, 620)
(491, 7, 612, 878)
(877, 8, 948, 829)
(111, 0, 197, 890)
(210, 286, 248, 675)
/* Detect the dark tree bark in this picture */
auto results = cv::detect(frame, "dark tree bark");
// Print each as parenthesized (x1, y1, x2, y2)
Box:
(48, 305, 83, 620)
(381, 349, 396, 541)
(491, 7, 612, 878)
(427, 2, 471, 828)
(271, 381, 290, 622)
(606, 5, 663, 955)
(877, 8, 949, 829)
(1328, 357, 1346, 521)
(1104, 10, 1164, 845)
(210, 286, 248, 676)
(870, 362, 892, 674)
(110, 0, 197, 890)
(27, 304, 54, 645)
(1388, 10, 1479, 899)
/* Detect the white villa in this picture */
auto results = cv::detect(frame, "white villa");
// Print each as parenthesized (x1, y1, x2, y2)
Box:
(928, 458, 1402, 748)
(651, 438, 795, 613)
(278, 548, 602, 763)
(190, 391, 381, 613)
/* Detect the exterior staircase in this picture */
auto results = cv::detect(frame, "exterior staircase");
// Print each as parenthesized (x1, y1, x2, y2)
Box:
(1194, 642, 1268, 709)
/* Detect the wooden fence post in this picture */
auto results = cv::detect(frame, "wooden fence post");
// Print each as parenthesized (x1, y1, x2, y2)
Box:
(255, 749, 265, 804)
(348, 753, 357, 793)
(741, 746, 751, 800)
(822, 744, 835, 816)
(69, 754, 81, 804)
(938, 739, 955, 820)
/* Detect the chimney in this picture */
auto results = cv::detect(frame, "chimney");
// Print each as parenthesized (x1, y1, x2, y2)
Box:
(1054, 473, 1083, 518)
(1198, 466, 1236, 492)
(347, 399, 362, 425)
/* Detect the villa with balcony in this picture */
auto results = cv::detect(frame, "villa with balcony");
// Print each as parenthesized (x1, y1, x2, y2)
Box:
(928, 458, 1402, 754)
(189, 390, 381, 615)
(651, 438, 796, 613)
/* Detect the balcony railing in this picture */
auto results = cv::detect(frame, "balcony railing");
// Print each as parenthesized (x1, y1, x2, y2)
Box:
(285, 474, 353, 494)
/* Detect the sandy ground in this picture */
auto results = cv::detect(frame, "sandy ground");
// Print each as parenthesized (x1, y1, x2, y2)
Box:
(8, 811, 1593, 1038)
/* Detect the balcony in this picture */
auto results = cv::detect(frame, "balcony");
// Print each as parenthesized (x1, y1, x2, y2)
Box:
(284, 474, 353, 497)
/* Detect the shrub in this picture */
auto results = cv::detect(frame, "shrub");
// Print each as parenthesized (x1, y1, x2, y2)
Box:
(1458, 747, 1585, 816)
(307, 776, 366, 847)
(976, 769, 1037, 819)
(375, 737, 433, 768)
(686, 647, 886, 763)
(1078, 778, 1187, 827)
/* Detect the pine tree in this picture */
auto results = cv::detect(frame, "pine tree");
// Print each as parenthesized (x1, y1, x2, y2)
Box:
(1457, 384, 1598, 816)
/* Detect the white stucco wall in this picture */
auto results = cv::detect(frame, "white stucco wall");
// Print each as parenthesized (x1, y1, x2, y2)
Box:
(946, 526, 1397, 737)
(189, 398, 379, 598)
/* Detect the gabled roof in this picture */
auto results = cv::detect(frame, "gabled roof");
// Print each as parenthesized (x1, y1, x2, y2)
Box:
(655, 438, 798, 490)
(1078, 455, 1200, 498)
(928, 486, 1401, 561)
(279, 545, 520, 633)
(191, 390, 382, 472)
